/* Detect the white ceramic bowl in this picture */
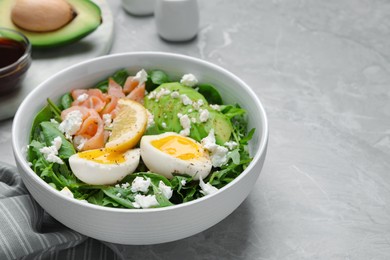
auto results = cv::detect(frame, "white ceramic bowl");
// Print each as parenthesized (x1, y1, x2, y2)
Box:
(12, 52, 268, 245)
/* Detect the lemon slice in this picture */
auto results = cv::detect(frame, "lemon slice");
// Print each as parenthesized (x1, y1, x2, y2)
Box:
(105, 99, 148, 152)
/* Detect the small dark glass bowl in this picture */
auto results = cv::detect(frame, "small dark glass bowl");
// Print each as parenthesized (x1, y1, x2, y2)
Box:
(0, 28, 32, 95)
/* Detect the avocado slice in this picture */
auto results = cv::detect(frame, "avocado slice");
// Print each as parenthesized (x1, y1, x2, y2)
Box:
(144, 82, 233, 145)
(0, 0, 102, 48)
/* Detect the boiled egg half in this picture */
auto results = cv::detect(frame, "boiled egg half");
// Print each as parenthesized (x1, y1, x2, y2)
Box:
(69, 148, 140, 185)
(140, 132, 212, 180)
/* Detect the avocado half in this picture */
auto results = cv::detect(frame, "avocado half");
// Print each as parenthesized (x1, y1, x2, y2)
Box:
(0, 0, 102, 48)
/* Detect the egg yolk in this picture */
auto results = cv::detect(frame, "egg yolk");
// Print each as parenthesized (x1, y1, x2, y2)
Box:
(151, 135, 202, 160)
(78, 149, 126, 164)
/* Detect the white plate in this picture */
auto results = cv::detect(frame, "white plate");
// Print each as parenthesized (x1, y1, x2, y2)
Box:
(0, 0, 114, 120)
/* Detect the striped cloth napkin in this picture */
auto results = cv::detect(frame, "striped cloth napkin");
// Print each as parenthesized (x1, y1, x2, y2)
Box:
(0, 163, 122, 260)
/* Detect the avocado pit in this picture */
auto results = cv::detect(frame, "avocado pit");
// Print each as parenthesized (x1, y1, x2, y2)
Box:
(11, 0, 75, 32)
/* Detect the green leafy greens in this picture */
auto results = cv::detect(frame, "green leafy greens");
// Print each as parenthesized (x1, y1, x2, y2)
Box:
(27, 69, 255, 209)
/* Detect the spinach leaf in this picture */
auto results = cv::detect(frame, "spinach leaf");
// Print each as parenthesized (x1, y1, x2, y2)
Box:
(88, 190, 105, 205)
(197, 84, 223, 105)
(60, 93, 73, 110)
(40, 122, 76, 159)
(30, 105, 52, 140)
(146, 70, 170, 92)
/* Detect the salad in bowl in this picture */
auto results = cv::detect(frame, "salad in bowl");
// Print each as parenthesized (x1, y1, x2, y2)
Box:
(27, 68, 255, 209)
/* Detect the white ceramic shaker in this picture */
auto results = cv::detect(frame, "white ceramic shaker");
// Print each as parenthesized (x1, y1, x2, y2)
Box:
(155, 0, 199, 41)
(121, 0, 156, 16)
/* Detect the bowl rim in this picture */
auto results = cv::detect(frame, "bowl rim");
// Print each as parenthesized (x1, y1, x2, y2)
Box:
(12, 51, 269, 213)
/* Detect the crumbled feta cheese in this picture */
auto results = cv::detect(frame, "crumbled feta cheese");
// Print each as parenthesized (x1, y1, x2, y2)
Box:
(210, 104, 221, 111)
(103, 114, 113, 127)
(121, 182, 130, 189)
(210, 146, 229, 167)
(60, 187, 74, 198)
(181, 179, 187, 186)
(178, 114, 191, 136)
(52, 136, 62, 151)
(115, 184, 120, 188)
(58, 110, 83, 140)
(131, 177, 151, 193)
(133, 69, 148, 84)
(146, 109, 155, 129)
(148, 91, 157, 99)
(180, 94, 193, 106)
(156, 88, 171, 100)
(179, 114, 191, 129)
(161, 122, 167, 128)
(199, 109, 209, 123)
(180, 128, 191, 136)
(201, 129, 229, 167)
(192, 99, 204, 110)
(191, 117, 197, 123)
(46, 153, 64, 164)
(170, 91, 180, 98)
(224, 141, 238, 150)
(180, 73, 198, 87)
(39, 146, 57, 155)
(77, 93, 89, 102)
(201, 129, 217, 150)
(133, 194, 159, 209)
(199, 177, 218, 196)
(116, 193, 122, 197)
(73, 136, 88, 151)
(159, 181, 173, 199)
(39, 137, 63, 164)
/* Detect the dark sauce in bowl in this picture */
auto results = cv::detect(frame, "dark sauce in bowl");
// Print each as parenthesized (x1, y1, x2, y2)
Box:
(0, 38, 25, 68)
(0, 28, 31, 96)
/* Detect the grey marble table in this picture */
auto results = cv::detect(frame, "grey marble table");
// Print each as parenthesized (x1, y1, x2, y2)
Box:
(1, 0, 390, 259)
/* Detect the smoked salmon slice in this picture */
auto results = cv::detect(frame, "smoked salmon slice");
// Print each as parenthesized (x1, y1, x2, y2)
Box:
(63, 72, 147, 151)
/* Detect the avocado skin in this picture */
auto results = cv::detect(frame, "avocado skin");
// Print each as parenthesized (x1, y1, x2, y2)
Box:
(144, 82, 233, 145)
(0, 0, 102, 48)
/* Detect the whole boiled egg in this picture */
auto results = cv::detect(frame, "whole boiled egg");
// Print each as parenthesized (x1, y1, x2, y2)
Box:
(140, 132, 212, 180)
(69, 148, 140, 185)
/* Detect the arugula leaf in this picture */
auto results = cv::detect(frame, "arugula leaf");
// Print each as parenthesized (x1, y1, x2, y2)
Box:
(227, 148, 240, 165)
(102, 187, 137, 209)
(220, 104, 246, 119)
(151, 183, 174, 207)
(240, 128, 255, 145)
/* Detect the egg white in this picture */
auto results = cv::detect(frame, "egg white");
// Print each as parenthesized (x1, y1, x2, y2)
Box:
(69, 148, 140, 185)
(140, 132, 212, 180)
